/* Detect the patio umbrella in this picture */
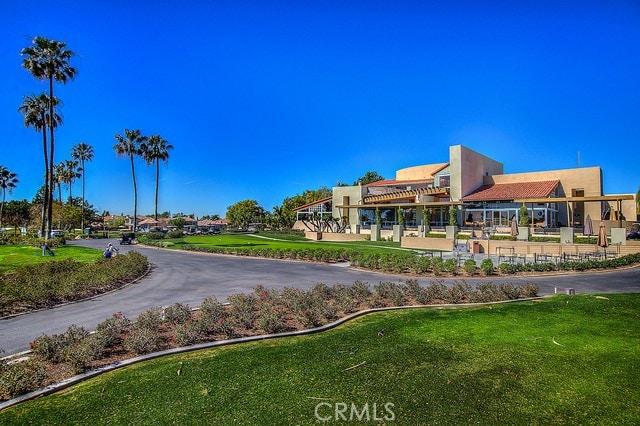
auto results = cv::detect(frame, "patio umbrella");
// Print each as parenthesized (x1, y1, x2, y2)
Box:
(510, 217, 519, 237)
(584, 214, 593, 236)
(597, 222, 608, 258)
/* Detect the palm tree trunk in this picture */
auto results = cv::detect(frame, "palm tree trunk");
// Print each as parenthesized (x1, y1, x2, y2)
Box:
(81, 159, 85, 231)
(41, 121, 49, 239)
(154, 159, 160, 222)
(58, 183, 62, 204)
(0, 189, 5, 227)
(130, 153, 137, 232)
(47, 76, 55, 240)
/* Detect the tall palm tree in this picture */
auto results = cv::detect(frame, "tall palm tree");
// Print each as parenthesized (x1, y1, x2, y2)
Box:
(53, 162, 65, 202)
(62, 159, 80, 202)
(18, 93, 61, 237)
(142, 135, 173, 222)
(71, 142, 94, 231)
(114, 129, 147, 232)
(21, 36, 77, 238)
(0, 166, 19, 228)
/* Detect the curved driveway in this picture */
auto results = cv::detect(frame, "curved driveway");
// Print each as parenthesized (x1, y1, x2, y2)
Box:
(1, 239, 639, 355)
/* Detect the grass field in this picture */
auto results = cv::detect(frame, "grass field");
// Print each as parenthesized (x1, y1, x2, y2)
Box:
(0, 245, 103, 272)
(2, 293, 638, 424)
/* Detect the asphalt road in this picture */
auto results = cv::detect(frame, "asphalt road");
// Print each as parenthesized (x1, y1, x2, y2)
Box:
(1, 238, 639, 355)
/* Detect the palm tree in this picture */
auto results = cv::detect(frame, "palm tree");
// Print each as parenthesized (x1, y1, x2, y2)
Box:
(114, 129, 147, 232)
(18, 93, 61, 237)
(53, 162, 65, 202)
(21, 36, 77, 238)
(71, 142, 94, 231)
(142, 135, 173, 221)
(0, 166, 19, 228)
(62, 159, 80, 202)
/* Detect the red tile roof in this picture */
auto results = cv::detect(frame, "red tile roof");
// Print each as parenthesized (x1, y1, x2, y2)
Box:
(463, 180, 560, 202)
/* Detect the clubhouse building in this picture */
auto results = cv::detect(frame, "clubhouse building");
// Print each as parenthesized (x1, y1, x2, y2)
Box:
(295, 145, 636, 235)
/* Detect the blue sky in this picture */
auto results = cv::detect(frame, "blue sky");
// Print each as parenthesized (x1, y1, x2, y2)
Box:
(1, 1, 639, 217)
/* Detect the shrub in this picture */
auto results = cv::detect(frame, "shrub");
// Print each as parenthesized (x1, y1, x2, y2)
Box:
(65, 334, 104, 373)
(350, 281, 371, 304)
(449, 281, 472, 303)
(64, 324, 89, 345)
(146, 231, 166, 240)
(499, 262, 517, 275)
(256, 310, 287, 334)
(463, 259, 477, 276)
(499, 283, 521, 300)
(174, 320, 205, 346)
(431, 257, 444, 275)
(0, 360, 47, 399)
(212, 315, 236, 339)
(123, 325, 161, 354)
(333, 284, 358, 314)
(480, 258, 494, 276)
(374, 281, 406, 306)
(199, 296, 225, 327)
(95, 312, 131, 348)
(30, 333, 67, 363)
(166, 230, 184, 239)
(135, 307, 163, 331)
(473, 282, 500, 302)
(228, 293, 258, 329)
(425, 280, 448, 303)
(443, 258, 458, 275)
(520, 283, 539, 298)
(163, 303, 192, 325)
(404, 279, 424, 301)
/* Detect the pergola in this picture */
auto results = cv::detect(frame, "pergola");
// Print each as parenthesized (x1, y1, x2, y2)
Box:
(513, 195, 635, 229)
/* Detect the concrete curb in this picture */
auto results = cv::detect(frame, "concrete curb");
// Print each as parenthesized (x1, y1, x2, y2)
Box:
(0, 296, 541, 411)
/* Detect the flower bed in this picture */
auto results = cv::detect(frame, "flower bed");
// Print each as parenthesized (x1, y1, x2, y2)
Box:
(0, 279, 539, 401)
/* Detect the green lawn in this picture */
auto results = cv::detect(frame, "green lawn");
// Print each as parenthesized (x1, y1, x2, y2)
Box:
(159, 233, 405, 254)
(0, 245, 103, 272)
(3, 294, 639, 424)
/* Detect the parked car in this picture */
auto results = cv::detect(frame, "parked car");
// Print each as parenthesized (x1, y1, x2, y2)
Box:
(627, 231, 640, 240)
(120, 233, 136, 245)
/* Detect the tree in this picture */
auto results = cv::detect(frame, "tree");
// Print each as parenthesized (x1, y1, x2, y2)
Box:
(0, 166, 19, 227)
(448, 205, 458, 227)
(354, 171, 384, 186)
(114, 129, 147, 232)
(2, 200, 31, 229)
(142, 135, 173, 222)
(53, 162, 65, 202)
(61, 159, 80, 201)
(18, 93, 61, 237)
(226, 200, 265, 230)
(169, 217, 186, 230)
(21, 36, 77, 239)
(518, 205, 530, 226)
(71, 142, 94, 231)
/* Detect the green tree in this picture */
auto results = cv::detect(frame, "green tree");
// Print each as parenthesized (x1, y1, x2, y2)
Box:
(71, 142, 94, 231)
(2, 199, 31, 229)
(142, 135, 173, 222)
(226, 200, 265, 230)
(53, 162, 65, 202)
(518, 205, 530, 226)
(0, 166, 19, 227)
(449, 205, 458, 226)
(21, 36, 77, 239)
(114, 129, 147, 232)
(61, 159, 80, 202)
(354, 171, 384, 186)
(18, 93, 61, 237)
(169, 217, 186, 230)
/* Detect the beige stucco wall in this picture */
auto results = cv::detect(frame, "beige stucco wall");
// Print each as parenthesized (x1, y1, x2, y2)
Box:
(332, 185, 365, 226)
(450, 145, 504, 201)
(396, 163, 449, 181)
(317, 233, 368, 242)
(401, 236, 455, 251)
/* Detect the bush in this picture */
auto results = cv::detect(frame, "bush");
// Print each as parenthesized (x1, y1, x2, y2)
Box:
(95, 312, 131, 348)
(473, 282, 500, 302)
(163, 303, 192, 325)
(256, 310, 287, 334)
(499, 262, 517, 275)
(135, 307, 163, 331)
(228, 293, 258, 329)
(123, 325, 161, 354)
(65, 334, 104, 373)
(174, 320, 205, 346)
(449, 281, 472, 303)
(463, 259, 477, 276)
(499, 283, 521, 300)
(425, 280, 448, 303)
(30, 333, 67, 363)
(443, 258, 458, 275)
(480, 258, 494, 276)
(199, 296, 225, 327)
(374, 282, 406, 306)
(166, 230, 184, 239)
(0, 360, 47, 399)
(146, 231, 166, 240)
(520, 283, 539, 298)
